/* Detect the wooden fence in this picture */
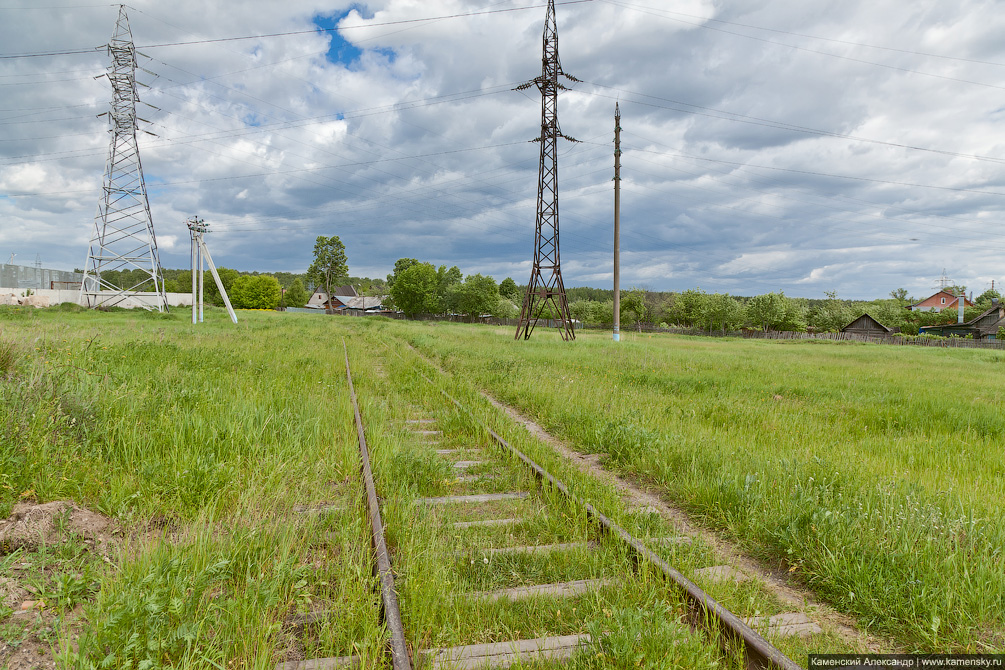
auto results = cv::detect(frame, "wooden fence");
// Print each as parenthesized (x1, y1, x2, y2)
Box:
(299, 309, 1005, 351)
(580, 323, 1005, 350)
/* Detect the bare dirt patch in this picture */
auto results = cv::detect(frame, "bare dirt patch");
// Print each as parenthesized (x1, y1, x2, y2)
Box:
(0, 577, 28, 610)
(0, 501, 120, 556)
(0, 501, 119, 670)
(1, 634, 58, 670)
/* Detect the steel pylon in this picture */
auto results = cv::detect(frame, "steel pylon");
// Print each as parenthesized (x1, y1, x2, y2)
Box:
(515, 0, 578, 341)
(80, 5, 168, 311)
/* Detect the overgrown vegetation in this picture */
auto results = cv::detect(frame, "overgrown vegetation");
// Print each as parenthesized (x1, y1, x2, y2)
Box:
(398, 321, 1005, 651)
(2, 308, 996, 663)
(0, 308, 385, 666)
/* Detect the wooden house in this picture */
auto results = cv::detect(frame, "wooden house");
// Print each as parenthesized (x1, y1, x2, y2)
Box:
(920, 302, 1005, 339)
(841, 313, 895, 337)
(307, 284, 358, 310)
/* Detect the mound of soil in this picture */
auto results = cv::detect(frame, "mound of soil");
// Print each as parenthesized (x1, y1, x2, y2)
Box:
(0, 577, 27, 610)
(0, 500, 119, 554)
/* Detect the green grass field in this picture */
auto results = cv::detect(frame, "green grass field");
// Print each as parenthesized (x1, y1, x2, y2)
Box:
(397, 320, 1005, 651)
(1, 307, 1001, 666)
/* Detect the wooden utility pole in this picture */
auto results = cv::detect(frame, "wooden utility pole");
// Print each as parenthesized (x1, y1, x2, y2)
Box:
(613, 103, 621, 342)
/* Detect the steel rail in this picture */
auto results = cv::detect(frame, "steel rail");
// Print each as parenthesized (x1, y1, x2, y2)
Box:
(422, 374, 802, 670)
(343, 339, 412, 670)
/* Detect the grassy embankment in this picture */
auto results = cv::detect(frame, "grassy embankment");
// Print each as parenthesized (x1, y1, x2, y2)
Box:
(394, 320, 1005, 652)
(1, 306, 384, 668)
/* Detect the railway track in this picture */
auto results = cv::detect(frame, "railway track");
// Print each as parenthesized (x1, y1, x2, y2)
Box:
(278, 340, 809, 670)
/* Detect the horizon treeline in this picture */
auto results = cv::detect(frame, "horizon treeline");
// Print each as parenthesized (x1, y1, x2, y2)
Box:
(84, 266, 1000, 334)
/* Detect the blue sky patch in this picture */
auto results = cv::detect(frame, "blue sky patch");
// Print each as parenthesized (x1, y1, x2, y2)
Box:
(312, 5, 371, 67)
(372, 46, 397, 65)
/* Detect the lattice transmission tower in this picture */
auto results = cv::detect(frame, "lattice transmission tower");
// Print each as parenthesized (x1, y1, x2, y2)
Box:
(80, 5, 168, 311)
(514, 0, 578, 341)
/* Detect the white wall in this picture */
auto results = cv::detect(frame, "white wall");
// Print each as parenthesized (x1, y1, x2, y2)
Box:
(1, 288, 194, 308)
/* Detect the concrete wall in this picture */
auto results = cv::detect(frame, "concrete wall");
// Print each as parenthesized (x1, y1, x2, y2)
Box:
(0, 288, 194, 308)
(0, 263, 88, 290)
(0, 264, 196, 309)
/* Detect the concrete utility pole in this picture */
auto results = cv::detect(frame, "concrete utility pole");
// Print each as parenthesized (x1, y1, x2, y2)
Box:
(187, 216, 238, 324)
(613, 103, 621, 342)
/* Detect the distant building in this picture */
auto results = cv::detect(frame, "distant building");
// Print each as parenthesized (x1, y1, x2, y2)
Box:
(307, 284, 358, 310)
(920, 301, 1005, 340)
(0, 263, 89, 290)
(306, 285, 387, 313)
(342, 296, 386, 313)
(841, 313, 895, 337)
(907, 290, 972, 313)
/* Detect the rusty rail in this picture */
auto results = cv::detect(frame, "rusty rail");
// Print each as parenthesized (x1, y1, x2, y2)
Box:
(424, 375, 802, 670)
(343, 339, 412, 670)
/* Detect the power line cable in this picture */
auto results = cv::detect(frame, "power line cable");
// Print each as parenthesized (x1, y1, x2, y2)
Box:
(600, 0, 1005, 92)
(602, 0, 1005, 68)
(0, 1, 595, 58)
(577, 82, 1005, 165)
(587, 139, 1005, 197)
(133, 1, 597, 49)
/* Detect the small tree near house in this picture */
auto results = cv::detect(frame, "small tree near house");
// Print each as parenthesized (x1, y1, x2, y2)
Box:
(307, 236, 348, 306)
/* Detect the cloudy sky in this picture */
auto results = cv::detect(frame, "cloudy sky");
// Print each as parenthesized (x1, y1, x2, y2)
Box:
(2, 0, 1004, 299)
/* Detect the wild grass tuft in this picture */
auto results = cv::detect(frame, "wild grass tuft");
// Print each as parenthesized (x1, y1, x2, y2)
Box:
(0, 339, 15, 378)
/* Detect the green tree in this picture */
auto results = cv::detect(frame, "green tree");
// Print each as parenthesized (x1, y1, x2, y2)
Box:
(284, 278, 309, 308)
(436, 265, 463, 313)
(974, 288, 1001, 310)
(230, 275, 281, 310)
(778, 295, 808, 332)
(865, 299, 908, 330)
(569, 299, 615, 326)
(174, 270, 193, 294)
(705, 293, 744, 333)
(452, 274, 499, 318)
(889, 288, 912, 307)
(205, 267, 239, 306)
(620, 287, 649, 327)
(746, 292, 791, 332)
(808, 291, 852, 333)
(495, 300, 519, 319)
(569, 300, 594, 324)
(498, 277, 520, 302)
(307, 236, 348, 303)
(667, 288, 708, 328)
(389, 263, 438, 317)
(386, 258, 419, 289)
(941, 306, 983, 324)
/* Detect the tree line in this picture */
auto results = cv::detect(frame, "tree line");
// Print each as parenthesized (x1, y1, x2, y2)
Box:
(80, 236, 371, 311)
(562, 286, 1002, 335)
(81, 240, 1002, 328)
(384, 258, 522, 318)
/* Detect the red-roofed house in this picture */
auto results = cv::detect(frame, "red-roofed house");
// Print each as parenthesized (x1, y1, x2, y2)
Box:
(907, 290, 973, 313)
